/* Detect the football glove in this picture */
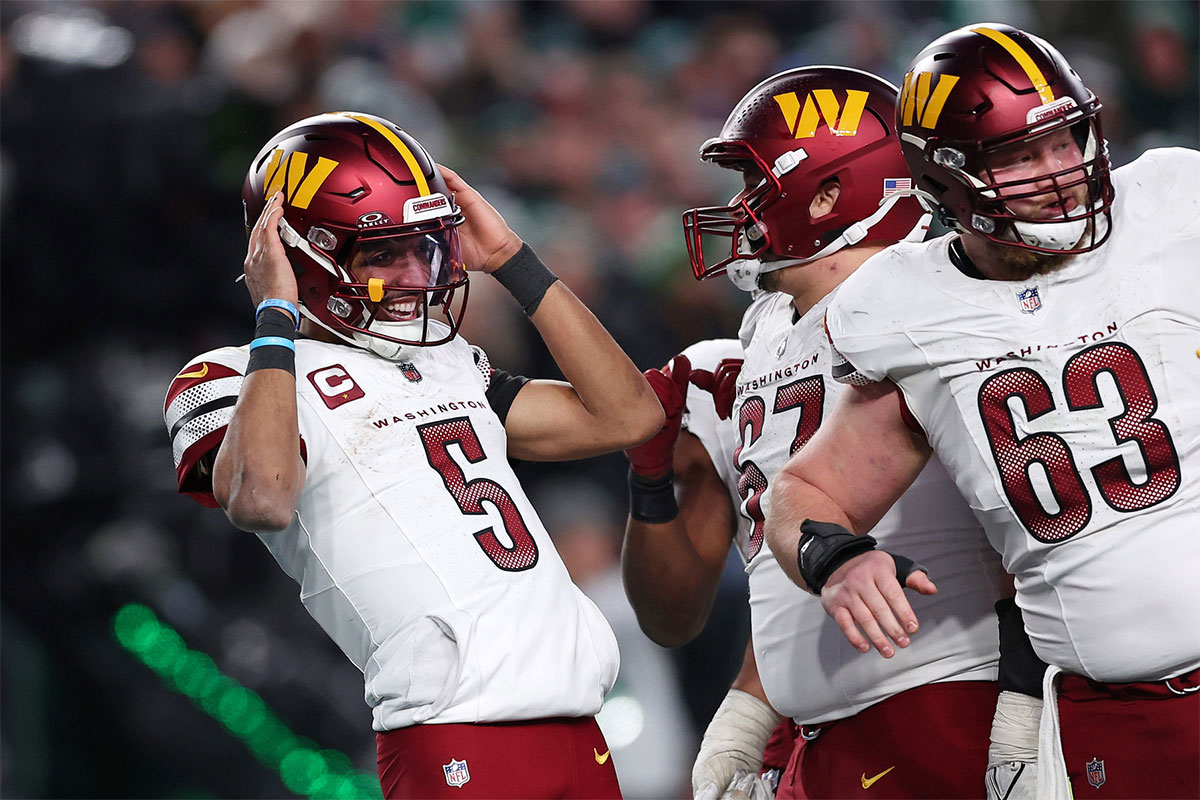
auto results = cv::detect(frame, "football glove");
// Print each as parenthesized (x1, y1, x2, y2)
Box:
(625, 354, 691, 477)
(689, 357, 743, 420)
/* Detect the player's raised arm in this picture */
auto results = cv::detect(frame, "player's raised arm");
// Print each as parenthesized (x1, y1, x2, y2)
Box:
(439, 166, 663, 461)
(212, 191, 306, 532)
(765, 379, 935, 656)
(620, 355, 738, 645)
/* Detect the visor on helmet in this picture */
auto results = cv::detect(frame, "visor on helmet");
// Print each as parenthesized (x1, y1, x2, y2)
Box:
(326, 225, 467, 350)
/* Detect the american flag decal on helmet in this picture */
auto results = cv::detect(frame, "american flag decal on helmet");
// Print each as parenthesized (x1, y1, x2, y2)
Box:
(883, 178, 912, 197)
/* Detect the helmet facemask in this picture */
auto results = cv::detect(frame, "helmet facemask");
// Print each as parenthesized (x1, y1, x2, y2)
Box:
(282, 214, 468, 360)
(928, 117, 1112, 253)
(682, 147, 783, 282)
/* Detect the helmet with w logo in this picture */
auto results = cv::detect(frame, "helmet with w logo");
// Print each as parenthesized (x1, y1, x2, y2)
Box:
(897, 23, 1114, 253)
(243, 112, 467, 358)
(683, 66, 928, 290)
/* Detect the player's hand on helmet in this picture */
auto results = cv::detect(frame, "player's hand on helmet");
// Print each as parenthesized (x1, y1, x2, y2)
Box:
(243, 191, 299, 309)
(624, 354, 691, 478)
(438, 165, 524, 273)
(689, 358, 743, 420)
(820, 549, 937, 658)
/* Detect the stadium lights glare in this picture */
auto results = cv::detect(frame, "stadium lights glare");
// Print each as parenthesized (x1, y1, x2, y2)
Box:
(112, 603, 382, 800)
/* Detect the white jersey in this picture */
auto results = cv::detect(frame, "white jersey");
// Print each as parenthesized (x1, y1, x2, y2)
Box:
(732, 290, 1003, 724)
(679, 338, 753, 561)
(164, 335, 619, 730)
(826, 148, 1200, 682)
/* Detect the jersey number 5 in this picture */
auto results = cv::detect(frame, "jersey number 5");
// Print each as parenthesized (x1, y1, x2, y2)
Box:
(417, 417, 539, 571)
(978, 342, 1180, 543)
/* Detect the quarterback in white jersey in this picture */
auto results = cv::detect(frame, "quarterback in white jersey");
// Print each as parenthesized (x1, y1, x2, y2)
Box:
(165, 113, 663, 799)
(625, 67, 1004, 800)
(767, 24, 1199, 800)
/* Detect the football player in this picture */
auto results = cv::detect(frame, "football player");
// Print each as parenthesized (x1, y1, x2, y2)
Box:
(622, 67, 1008, 799)
(766, 24, 1200, 800)
(163, 112, 666, 799)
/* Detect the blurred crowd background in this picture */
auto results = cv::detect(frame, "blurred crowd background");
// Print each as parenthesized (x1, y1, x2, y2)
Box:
(1, 1, 1196, 797)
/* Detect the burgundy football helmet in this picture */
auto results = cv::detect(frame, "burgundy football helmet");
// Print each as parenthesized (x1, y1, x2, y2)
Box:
(243, 112, 467, 357)
(897, 23, 1114, 253)
(683, 66, 928, 290)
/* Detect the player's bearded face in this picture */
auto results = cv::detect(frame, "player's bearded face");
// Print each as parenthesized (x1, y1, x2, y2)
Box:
(970, 230, 1079, 280)
(978, 128, 1092, 279)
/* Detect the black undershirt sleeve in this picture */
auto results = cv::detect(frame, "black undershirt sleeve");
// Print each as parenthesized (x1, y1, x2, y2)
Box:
(484, 368, 530, 425)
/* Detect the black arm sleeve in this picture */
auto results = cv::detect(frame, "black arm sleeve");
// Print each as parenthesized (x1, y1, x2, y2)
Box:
(485, 368, 530, 425)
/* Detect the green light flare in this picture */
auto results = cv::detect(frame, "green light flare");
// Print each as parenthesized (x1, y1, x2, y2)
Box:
(112, 604, 381, 800)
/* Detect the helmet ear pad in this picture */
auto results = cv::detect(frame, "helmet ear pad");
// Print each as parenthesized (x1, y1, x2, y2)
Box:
(897, 24, 1114, 254)
(683, 66, 927, 282)
(242, 112, 469, 350)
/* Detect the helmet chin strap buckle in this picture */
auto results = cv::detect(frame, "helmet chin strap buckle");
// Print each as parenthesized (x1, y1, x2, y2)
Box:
(842, 221, 869, 246)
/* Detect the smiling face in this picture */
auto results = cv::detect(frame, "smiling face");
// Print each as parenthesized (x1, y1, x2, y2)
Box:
(347, 233, 444, 322)
(982, 127, 1089, 221)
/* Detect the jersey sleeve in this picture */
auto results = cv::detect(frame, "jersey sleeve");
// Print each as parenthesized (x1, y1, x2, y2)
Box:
(824, 296, 892, 386)
(1118, 147, 1200, 237)
(822, 245, 925, 386)
(679, 338, 743, 489)
(472, 344, 530, 425)
(163, 348, 248, 507)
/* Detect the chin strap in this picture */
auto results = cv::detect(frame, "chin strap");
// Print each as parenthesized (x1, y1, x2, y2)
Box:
(297, 304, 423, 362)
(1011, 199, 1107, 251)
(726, 194, 933, 292)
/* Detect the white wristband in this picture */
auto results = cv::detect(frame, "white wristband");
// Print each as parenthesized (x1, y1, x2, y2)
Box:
(692, 689, 780, 800)
(987, 690, 1042, 765)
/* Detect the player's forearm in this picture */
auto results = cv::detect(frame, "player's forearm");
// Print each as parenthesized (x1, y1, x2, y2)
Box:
(622, 517, 720, 646)
(528, 282, 663, 448)
(213, 371, 305, 532)
(765, 467, 855, 590)
(624, 515, 715, 647)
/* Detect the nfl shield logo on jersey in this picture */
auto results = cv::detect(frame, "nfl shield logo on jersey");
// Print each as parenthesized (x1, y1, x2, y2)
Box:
(1085, 757, 1106, 788)
(1016, 286, 1042, 314)
(398, 361, 423, 383)
(443, 758, 470, 788)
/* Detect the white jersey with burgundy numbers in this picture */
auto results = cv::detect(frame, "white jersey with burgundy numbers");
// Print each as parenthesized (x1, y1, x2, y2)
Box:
(732, 289, 1003, 725)
(679, 338, 752, 561)
(825, 148, 1200, 682)
(164, 335, 620, 731)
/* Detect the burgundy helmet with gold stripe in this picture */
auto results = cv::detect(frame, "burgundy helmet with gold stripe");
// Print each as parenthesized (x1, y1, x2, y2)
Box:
(897, 24, 1114, 253)
(243, 112, 467, 356)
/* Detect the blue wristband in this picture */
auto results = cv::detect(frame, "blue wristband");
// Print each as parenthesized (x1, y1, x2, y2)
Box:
(256, 299, 300, 329)
(250, 336, 296, 352)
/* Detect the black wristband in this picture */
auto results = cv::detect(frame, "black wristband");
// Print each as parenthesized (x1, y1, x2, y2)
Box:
(995, 598, 1049, 697)
(492, 243, 559, 315)
(628, 468, 679, 524)
(256, 308, 298, 338)
(246, 308, 297, 376)
(797, 519, 877, 594)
